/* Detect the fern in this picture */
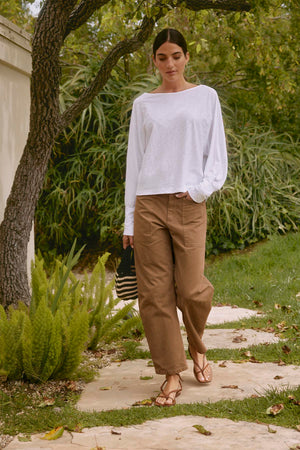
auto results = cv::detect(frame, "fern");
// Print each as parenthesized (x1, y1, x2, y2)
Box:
(55, 308, 89, 379)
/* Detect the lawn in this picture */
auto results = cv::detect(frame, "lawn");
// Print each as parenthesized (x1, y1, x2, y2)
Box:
(0, 232, 299, 437)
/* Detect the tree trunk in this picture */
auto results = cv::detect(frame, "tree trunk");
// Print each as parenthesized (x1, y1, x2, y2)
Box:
(0, 0, 73, 308)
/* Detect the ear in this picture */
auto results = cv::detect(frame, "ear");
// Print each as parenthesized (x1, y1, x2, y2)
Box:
(152, 54, 158, 67)
(185, 52, 190, 64)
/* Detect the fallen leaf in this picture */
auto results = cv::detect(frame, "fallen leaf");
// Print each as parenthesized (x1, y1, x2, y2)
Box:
(111, 429, 121, 435)
(296, 292, 300, 298)
(221, 385, 239, 389)
(274, 303, 281, 309)
(277, 359, 286, 366)
(243, 351, 252, 358)
(249, 356, 261, 363)
(140, 376, 153, 380)
(282, 345, 291, 354)
(251, 394, 260, 398)
(193, 425, 212, 436)
(99, 386, 112, 391)
(293, 324, 299, 331)
(288, 395, 300, 406)
(253, 300, 263, 307)
(38, 398, 55, 407)
(132, 398, 153, 406)
(232, 335, 247, 343)
(267, 425, 277, 434)
(266, 403, 284, 416)
(40, 426, 64, 440)
(218, 361, 227, 368)
(274, 375, 284, 380)
(289, 445, 300, 449)
(18, 435, 31, 442)
(296, 425, 300, 432)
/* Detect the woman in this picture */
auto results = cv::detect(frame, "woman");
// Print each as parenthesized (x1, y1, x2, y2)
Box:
(123, 28, 227, 407)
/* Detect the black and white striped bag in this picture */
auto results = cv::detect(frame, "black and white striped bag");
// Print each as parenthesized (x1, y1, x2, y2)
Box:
(115, 246, 138, 300)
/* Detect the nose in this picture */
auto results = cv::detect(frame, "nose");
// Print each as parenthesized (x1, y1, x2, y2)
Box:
(166, 58, 174, 69)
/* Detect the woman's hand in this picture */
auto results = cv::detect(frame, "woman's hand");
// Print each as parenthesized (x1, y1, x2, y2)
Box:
(175, 191, 193, 201)
(123, 235, 134, 249)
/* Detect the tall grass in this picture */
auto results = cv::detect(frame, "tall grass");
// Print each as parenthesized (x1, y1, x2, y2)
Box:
(36, 66, 300, 257)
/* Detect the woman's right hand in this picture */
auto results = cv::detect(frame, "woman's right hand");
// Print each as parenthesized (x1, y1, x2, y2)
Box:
(123, 235, 134, 249)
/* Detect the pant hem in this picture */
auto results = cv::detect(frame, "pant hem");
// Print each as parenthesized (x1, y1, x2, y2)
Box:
(154, 364, 188, 375)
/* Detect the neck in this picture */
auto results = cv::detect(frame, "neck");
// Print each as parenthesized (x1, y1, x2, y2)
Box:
(160, 78, 188, 93)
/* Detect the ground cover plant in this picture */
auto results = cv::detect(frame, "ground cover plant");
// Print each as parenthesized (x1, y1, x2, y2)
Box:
(0, 232, 299, 440)
(0, 244, 142, 382)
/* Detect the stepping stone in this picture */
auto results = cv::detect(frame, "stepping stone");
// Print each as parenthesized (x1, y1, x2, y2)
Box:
(77, 359, 300, 411)
(207, 305, 260, 325)
(140, 328, 281, 351)
(8, 416, 300, 449)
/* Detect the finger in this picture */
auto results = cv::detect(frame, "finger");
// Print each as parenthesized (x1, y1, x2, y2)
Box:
(175, 192, 187, 198)
(122, 235, 129, 249)
(129, 236, 134, 248)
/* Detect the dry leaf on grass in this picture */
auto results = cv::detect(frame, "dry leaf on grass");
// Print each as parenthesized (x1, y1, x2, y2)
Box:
(193, 425, 212, 436)
(266, 403, 284, 415)
(282, 345, 291, 354)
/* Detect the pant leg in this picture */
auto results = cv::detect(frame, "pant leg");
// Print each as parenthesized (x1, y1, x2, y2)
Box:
(170, 197, 214, 354)
(134, 195, 188, 375)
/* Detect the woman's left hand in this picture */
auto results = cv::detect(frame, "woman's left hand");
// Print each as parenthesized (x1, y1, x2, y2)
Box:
(175, 191, 193, 201)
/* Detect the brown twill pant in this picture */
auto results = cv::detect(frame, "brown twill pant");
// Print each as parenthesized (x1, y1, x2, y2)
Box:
(134, 194, 214, 375)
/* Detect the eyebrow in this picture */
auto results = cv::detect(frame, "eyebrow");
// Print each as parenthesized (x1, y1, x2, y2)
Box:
(156, 51, 182, 57)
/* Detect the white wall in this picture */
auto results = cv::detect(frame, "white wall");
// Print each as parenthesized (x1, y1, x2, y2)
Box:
(0, 15, 34, 276)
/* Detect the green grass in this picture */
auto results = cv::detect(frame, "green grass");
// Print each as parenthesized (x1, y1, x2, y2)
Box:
(0, 232, 299, 437)
(1, 383, 300, 435)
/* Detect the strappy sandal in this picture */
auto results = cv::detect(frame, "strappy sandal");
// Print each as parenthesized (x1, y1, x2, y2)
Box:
(188, 346, 212, 384)
(154, 374, 182, 407)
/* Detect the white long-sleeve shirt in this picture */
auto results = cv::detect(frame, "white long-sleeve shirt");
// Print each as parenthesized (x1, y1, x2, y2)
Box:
(124, 84, 227, 235)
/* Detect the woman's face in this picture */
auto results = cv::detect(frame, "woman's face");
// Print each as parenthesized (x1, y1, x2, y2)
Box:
(153, 41, 189, 83)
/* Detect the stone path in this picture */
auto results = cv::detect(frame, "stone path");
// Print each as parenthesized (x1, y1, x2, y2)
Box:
(6, 306, 300, 449)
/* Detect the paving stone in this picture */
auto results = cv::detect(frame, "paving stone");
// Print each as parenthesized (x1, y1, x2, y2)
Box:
(7, 416, 300, 449)
(76, 359, 300, 412)
(139, 328, 281, 351)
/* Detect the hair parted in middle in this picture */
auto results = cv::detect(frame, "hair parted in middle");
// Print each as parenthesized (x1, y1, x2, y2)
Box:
(152, 28, 188, 58)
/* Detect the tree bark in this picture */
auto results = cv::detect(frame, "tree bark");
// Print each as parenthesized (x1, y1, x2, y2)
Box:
(0, 0, 252, 308)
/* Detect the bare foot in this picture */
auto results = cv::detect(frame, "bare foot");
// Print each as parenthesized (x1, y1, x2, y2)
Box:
(188, 346, 212, 383)
(155, 374, 182, 406)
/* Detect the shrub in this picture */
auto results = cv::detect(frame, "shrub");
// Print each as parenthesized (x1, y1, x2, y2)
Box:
(0, 244, 142, 381)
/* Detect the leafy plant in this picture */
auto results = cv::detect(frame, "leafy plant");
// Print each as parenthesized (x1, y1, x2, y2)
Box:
(0, 244, 142, 381)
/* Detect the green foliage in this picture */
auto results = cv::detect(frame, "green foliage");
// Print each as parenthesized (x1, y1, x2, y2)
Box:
(0, 246, 142, 381)
(206, 128, 300, 253)
(36, 68, 299, 256)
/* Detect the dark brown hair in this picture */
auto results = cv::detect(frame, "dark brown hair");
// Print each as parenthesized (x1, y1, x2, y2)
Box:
(153, 28, 188, 58)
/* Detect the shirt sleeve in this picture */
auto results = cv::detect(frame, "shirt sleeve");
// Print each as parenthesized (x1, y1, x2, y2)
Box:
(123, 100, 145, 235)
(187, 91, 228, 203)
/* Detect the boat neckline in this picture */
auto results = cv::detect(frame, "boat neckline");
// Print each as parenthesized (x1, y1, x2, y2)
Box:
(144, 84, 202, 95)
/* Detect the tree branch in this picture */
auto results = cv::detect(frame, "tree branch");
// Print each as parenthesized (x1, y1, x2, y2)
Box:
(177, 0, 251, 12)
(64, 0, 111, 38)
(60, 13, 160, 130)
(60, 0, 252, 131)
